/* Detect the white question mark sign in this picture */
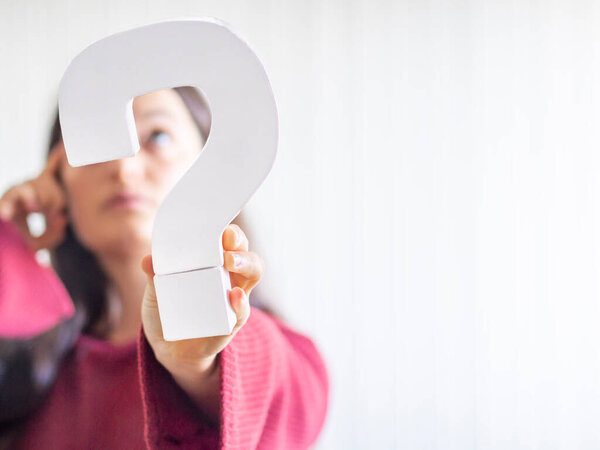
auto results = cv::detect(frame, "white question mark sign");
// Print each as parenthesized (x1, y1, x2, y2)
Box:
(58, 19, 278, 341)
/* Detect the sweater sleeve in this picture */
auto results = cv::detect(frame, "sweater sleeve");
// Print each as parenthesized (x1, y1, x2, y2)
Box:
(0, 219, 78, 423)
(0, 219, 74, 338)
(138, 306, 330, 450)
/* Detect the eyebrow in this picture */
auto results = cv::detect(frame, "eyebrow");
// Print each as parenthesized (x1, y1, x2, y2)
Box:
(138, 109, 176, 120)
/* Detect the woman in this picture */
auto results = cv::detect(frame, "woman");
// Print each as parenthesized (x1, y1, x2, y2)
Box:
(0, 87, 329, 448)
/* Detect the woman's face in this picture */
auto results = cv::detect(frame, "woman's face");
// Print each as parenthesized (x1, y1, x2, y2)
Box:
(56, 89, 205, 256)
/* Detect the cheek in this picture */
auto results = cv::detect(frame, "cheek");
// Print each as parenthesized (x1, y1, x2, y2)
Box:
(150, 153, 199, 200)
(63, 175, 83, 215)
(62, 170, 104, 243)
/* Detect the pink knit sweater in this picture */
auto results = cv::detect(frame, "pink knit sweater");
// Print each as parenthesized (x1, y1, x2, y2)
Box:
(0, 220, 329, 449)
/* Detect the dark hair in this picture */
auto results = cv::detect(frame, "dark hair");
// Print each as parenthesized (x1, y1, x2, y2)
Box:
(48, 86, 212, 337)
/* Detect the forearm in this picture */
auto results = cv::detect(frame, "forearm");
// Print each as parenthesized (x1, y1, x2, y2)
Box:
(138, 308, 329, 449)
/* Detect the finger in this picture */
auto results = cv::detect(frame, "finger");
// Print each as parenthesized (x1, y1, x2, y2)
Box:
(11, 183, 41, 213)
(44, 146, 66, 178)
(224, 251, 264, 281)
(140, 255, 160, 337)
(229, 287, 250, 332)
(0, 194, 15, 221)
(0, 184, 40, 224)
(13, 213, 31, 238)
(21, 183, 42, 213)
(140, 271, 161, 341)
(28, 213, 68, 250)
(222, 224, 249, 252)
(141, 254, 155, 278)
(35, 180, 67, 215)
(0, 186, 17, 220)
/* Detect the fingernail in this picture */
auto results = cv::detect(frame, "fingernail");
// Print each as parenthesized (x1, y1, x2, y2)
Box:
(232, 253, 243, 268)
(25, 197, 40, 211)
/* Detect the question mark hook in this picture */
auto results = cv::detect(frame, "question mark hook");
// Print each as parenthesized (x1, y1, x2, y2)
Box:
(58, 18, 278, 340)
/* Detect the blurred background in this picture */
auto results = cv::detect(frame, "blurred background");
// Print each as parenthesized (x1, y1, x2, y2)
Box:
(2, 0, 600, 448)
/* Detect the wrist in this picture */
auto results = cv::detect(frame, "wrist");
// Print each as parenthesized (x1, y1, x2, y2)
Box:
(165, 354, 222, 426)
(163, 353, 218, 382)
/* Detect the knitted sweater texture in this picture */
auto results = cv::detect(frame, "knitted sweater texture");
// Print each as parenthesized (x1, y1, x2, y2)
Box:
(0, 220, 329, 449)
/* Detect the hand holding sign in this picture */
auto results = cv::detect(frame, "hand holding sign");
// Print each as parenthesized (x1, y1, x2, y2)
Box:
(58, 19, 278, 341)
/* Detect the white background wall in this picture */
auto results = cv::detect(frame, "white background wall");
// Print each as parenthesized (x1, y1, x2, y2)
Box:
(2, 0, 600, 448)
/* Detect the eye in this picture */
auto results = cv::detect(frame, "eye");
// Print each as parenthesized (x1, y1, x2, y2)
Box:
(146, 130, 172, 148)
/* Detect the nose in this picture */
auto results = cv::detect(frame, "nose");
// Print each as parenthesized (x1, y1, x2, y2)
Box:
(107, 154, 144, 182)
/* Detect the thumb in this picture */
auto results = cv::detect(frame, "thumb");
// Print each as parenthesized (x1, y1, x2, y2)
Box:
(141, 254, 155, 278)
(140, 254, 163, 341)
(140, 254, 158, 306)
